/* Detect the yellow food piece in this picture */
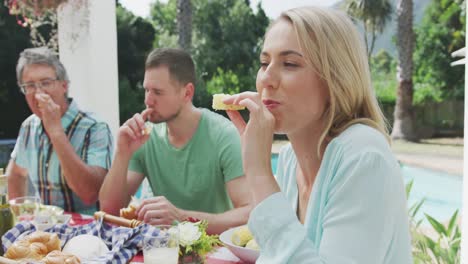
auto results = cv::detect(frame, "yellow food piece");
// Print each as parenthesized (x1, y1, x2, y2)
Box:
(141, 123, 153, 135)
(231, 226, 253, 247)
(212, 94, 245, 110)
(245, 239, 260, 251)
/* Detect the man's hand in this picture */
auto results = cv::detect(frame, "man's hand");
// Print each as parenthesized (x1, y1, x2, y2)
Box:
(117, 109, 153, 158)
(35, 93, 63, 135)
(136, 196, 185, 225)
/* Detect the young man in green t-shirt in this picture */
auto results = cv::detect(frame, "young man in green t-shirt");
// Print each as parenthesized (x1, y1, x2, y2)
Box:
(99, 48, 251, 234)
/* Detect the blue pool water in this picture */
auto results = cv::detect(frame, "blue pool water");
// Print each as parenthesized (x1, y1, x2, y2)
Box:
(270, 154, 462, 224)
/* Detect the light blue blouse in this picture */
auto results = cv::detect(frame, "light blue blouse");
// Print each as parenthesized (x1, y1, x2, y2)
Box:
(248, 124, 413, 263)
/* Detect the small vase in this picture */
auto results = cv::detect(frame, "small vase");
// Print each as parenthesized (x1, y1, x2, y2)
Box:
(179, 252, 204, 264)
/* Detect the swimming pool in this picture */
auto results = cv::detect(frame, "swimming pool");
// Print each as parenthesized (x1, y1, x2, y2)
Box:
(270, 154, 462, 225)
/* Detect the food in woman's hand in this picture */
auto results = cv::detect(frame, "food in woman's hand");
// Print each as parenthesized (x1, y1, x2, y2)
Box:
(212, 94, 245, 110)
(62, 234, 109, 261)
(5, 231, 61, 260)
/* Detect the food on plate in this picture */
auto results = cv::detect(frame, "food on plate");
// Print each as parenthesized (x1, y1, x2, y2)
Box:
(39, 205, 64, 217)
(42, 250, 81, 264)
(231, 226, 253, 247)
(62, 234, 109, 261)
(212, 94, 245, 111)
(231, 226, 260, 251)
(5, 231, 61, 260)
(245, 238, 260, 251)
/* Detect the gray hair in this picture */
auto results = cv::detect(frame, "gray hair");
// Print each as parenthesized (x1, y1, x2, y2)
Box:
(16, 47, 70, 86)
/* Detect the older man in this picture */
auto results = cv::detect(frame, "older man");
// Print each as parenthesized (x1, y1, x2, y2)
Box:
(7, 47, 113, 214)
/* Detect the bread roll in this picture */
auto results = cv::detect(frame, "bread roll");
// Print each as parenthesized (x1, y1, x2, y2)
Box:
(43, 250, 81, 264)
(27, 231, 61, 252)
(212, 94, 245, 110)
(4, 231, 61, 260)
(120, 204, 137, 220)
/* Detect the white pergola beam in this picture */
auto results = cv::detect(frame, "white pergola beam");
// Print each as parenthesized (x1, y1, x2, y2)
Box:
(452, 47, 466, 58)
(57, 0, 120, 141)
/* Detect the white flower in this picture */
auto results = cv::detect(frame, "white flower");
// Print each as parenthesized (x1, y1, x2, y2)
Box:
(178, 222, 202, 247)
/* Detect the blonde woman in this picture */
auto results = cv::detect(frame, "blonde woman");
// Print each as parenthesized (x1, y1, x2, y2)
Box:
(223, 6, 413, 263)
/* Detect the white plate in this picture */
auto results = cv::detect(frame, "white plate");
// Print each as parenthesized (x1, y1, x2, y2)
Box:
(39, 205, 65, 215)
(34, 214, 72, 231)
(219, 226, 259, 264)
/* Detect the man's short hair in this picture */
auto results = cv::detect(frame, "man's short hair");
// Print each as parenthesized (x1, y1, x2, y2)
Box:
(145, 48, 196, 86)
(16, 47, 70, 85)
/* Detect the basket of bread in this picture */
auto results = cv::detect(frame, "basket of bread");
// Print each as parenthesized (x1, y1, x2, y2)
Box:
(1, 213, 157, 264)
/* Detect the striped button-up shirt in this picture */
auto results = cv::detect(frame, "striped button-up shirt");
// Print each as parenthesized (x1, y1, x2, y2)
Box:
(11, 99, 113, 215)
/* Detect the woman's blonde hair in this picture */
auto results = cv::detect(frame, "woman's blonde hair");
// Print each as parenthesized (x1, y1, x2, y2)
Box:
(277, 7, 389, 157)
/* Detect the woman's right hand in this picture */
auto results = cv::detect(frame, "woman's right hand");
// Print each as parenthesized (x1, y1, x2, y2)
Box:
(224, 92, 280, 203)
(116, 108, 153, 158)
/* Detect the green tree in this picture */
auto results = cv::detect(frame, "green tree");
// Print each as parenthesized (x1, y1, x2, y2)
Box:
(392, 0, 418, 141)
(372, 49, 396, 73)
(343, 0, 393, 58)
(414, 0, 465, 100)
(150, 0, 269, 109)
(177, 0, 192, 51)
(116, 3, 156, 89)
(116, 3, 156, 123)
(150, 0, 178, 48)
(193, 0, 268, 85)
(0, 4, 32, 138)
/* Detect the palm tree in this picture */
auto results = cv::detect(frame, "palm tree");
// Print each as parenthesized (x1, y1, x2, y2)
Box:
(392, 0, 418, 141)
(344, 0, 393, 58)
(177, 0, 192, 51)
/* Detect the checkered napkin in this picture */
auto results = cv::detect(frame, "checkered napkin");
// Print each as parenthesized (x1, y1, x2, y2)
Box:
(2, 219, 160, 264)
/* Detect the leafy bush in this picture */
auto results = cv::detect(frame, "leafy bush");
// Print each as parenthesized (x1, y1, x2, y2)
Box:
(406, 180, 461, 263)
(206, 68, 240, 95)
(118, 78, 145, 125)
(371, 50, 445, 105)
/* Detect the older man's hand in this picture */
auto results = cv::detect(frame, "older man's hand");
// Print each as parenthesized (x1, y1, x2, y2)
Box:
(35, 93, 63, 136)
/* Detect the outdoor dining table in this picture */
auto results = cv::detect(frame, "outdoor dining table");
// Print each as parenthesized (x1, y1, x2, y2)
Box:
(67, 213, 245, 264)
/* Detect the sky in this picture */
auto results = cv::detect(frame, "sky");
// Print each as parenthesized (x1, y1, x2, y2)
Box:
(120, 0, 341, 19)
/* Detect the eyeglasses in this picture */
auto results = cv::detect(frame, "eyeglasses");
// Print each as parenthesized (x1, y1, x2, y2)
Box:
(18, 79, 58, 95)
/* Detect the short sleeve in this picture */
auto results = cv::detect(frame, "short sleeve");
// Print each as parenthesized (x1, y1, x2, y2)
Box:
(128, 146, 146, 175)
(218, 124, 244, 183)
(11, 124, 26, 168)
(85, 122, 113, 169)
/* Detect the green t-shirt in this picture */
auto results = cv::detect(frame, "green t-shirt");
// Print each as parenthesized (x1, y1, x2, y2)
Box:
(129, 109, 244, 213)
